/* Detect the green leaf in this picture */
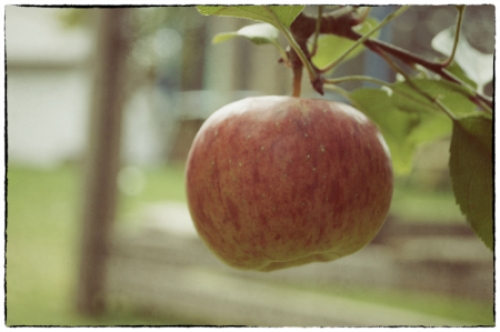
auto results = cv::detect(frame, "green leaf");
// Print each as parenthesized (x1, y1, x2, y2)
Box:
(392, 78, 478, 117)
(449, 114, 493, 250)
(432, 26, 493, 92)
(350, 88, 420, 173)
(197, 5, 305, 28)
(213, 23, 279, 45)
(212, 32, 238, 44)
(444, 61, 478, 90)
(349, 79, 465, 174)
(311, 17, 379, 70)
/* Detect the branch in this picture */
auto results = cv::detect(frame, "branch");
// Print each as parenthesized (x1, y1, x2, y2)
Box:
(366, 40, 493, 111)
(291, 10, 493, 109)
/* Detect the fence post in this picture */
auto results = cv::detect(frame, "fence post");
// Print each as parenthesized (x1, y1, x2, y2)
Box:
(76, 8, 132, 315)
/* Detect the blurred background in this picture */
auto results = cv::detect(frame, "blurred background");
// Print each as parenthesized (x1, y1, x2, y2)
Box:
(6, 5, 494, 326)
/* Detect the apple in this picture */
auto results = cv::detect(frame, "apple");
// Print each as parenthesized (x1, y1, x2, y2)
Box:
(185, 96, 393, 271)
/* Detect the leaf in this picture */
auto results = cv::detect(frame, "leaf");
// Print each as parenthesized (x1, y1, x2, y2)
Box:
(197, 5, 305, 28)
(350, 89, 417, 173)
(311, 17, 379, 70)
(432, 26, 493, 93)
(213, 23, 279, 45)
(212, 33, 238, 44)
(349, 76, 474, 174)
(444, 61, 478, 90)
(449, 114, 493, 250)
(392, 78, 478, 117)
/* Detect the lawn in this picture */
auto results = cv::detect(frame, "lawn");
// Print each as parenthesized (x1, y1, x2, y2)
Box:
(6, 164, 187, 325)
(5, 164, 494, 326)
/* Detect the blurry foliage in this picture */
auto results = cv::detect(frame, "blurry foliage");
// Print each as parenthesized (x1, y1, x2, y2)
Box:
(56, 8, 91, 28)
(460, 5, 495, 54)
(57, 7, 204, 90)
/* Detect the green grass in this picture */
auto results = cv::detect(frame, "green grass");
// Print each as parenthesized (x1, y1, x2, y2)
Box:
(6, 164, 493, 326)
(6, 164, 188, 326)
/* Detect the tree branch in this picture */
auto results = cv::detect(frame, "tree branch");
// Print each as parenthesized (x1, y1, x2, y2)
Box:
(290, 10, 493, 109)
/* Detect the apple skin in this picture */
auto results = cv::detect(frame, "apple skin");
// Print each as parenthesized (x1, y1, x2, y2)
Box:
(185, 96, 393, 271)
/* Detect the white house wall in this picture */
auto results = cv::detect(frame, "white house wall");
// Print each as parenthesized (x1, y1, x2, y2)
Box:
(6, 6, 92, 168)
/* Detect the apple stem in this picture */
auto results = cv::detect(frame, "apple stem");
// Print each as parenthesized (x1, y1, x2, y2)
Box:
(292, 64, 302, 97)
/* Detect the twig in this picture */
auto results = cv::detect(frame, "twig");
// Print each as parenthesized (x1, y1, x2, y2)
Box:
(323, 84, 351, 100)
(320, 6, 408, 73)
(441, 5, 465, 67)
(377, 48, 458, 121)
(325, 75, 389, 88)
(310, 6, 323, 57)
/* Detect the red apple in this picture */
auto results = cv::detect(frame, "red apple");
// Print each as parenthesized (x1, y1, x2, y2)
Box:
(185, 96, 393, 271)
